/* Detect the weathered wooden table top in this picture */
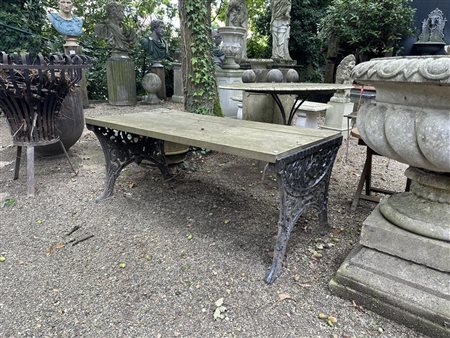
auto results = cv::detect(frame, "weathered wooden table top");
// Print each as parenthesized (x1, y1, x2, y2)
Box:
(85, 108, 340, 163)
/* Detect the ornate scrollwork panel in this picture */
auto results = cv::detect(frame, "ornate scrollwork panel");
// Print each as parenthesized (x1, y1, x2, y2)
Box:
(87, 125, 171, 201)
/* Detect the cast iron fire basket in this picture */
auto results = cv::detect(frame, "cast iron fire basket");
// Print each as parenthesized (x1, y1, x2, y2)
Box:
(0, 52, 91, 195)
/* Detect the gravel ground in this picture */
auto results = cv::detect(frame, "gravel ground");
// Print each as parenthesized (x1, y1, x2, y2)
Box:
(0, 102, 426, 338)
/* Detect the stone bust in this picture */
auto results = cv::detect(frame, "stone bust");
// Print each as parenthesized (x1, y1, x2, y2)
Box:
(94, 2, 136, 57)
(335, 54, 356, 85)
(141, 20, 169, 65)
(212, 29, 225, 68)
(47, 0, 83, 37)
(333, 54, 355, 101)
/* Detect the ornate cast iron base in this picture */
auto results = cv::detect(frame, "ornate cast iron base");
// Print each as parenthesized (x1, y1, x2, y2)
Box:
(89, 123, 342, 284)
(87, 125, 172, 201)
(265, 136, 342, 283)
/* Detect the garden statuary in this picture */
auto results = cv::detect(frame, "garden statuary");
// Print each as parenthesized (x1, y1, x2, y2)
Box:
(95, 2, 136, 105)
(47, 0, 83, 40)
(45, 0, 87, 154)
(141, 20, 169, 67)
(271, 0, 293, 62)
(95, 2, 136, 59)
(414, 8, 447, 55)
(323, 54, 356, 135)
(226, 0, 248, 62)
(330, 55, 450, 338)
(212, 29, 225, 69)
(141, 19, 170, 100)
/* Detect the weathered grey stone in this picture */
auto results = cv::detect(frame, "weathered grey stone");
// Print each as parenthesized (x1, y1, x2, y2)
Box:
(266, 69, 283, 82)
(242, 69, 257, 83)
(216, 69, 244, 117)
(172, 62, 184, 103)
(330, 245, 450, 338)
(360, 205, 450, 272)
(285, 68, 299, 82)
(141, 72, 162, 105)
(322, 55, 355, 134)
(106, 58, 137, 106)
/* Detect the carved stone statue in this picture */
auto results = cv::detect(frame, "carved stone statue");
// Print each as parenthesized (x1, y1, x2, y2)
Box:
(335, 54, 356, 85)
(47, 0, 83, 37)
(271, 0, 292, 61)
(212, 29, 225, 68)
(419, 8, 447, 43)
(94, 2, 136, 58)
(141, 20, 169, 66)
(332, 54, 355, 102)
(226, 0, 248, 61)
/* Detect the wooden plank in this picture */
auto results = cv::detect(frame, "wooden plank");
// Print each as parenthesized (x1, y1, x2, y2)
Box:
(86, 109, 340, 163)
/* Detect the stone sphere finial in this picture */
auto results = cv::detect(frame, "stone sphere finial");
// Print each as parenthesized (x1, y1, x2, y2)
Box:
(242, 70, 257, 83)
(286, 69, 299, 82)
(266, 69, 283, 83)
(141, 73, 162, 104)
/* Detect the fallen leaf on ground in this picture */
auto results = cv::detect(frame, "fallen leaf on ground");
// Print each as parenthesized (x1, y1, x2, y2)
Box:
(0, 255, 6, 262)
(36, 219, 45, 225)
(2, 198, 16, 208)
(278, 293, 295, 302)
(46, 242, 65, 256)
(318, 313, 328, 319)
(186, 233, 193, 240)
(215, 298, 224, 307)
(223, 219, 230, 224)
(118, 261, 126, 268)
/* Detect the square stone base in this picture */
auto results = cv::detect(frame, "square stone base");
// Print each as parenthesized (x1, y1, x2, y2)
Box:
(330, 245, 450, 337)
(361, 206, 449, 272)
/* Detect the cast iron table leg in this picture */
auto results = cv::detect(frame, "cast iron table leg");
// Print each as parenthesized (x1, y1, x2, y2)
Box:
(265, 136, 342, 284)
(87, 125, 172, 201)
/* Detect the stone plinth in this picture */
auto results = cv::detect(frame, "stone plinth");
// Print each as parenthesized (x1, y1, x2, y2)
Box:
(106, 58, 137, 106)
(216, 69, 244, 117)
(151, 64, 166, 100)
(63, 40, 89, 109)
(321, 96, 354, 135)
(172, 62, 184, 103)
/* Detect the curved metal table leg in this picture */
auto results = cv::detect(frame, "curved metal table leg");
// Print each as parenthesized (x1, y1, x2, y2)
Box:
(265, 136, 342, 284)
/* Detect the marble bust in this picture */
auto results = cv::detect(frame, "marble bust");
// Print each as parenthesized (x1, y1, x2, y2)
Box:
(141, 20, 169, 65)
(47, 0, 83, 37)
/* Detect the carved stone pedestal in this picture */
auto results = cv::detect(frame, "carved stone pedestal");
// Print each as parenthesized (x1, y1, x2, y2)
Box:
(106, 57, 137, 106)
(330, 56, 450, 337)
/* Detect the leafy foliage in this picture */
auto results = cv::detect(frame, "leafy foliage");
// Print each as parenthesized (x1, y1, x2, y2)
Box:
(320, 0, 416, 61)
(0, 0, 55, 56)
(180, 0, 220, 116)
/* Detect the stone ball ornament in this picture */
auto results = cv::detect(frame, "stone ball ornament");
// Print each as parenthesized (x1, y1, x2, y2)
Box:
(141, 72, 162, 104)
(286, 69, 299, 82)
(266, 69, 283, 83)
(241, 69, 257, 83)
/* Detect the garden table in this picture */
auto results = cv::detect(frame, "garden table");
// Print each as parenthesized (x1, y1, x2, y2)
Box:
(219, 82, 352, 125)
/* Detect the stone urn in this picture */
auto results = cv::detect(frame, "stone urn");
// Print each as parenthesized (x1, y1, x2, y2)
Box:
(330, 56, 450, 337)
(217, 26, 246, 69)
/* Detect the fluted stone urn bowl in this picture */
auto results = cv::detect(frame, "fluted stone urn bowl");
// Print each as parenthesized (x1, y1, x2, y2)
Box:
(217, 26, 246, 69)
(352, 56, 450, 241)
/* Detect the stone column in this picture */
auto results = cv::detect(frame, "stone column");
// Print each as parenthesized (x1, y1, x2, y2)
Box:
(172, 62, 184, 103)
(151, 63, 166, 100)
(63, 38, 89, 109)
(216, 68, 244, 118)
(106, 56, 137, 106)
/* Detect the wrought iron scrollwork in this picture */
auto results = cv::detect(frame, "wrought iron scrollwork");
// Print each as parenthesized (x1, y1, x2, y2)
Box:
(87, 125, 172, 201)
(265, 136, 342, 284)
